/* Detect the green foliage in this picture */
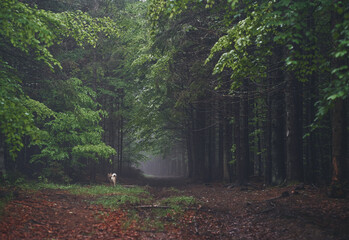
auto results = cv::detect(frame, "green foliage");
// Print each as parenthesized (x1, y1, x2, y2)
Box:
(1, 0, 346, 184)
(325, 3, 349, 99)
(113, 1, 182, 157)
(18, 182, 150, 208)
(0, 0, 118, 69)
(67, 184, 147, 196)
(206, 2, 273, 90)
(72, 144, 115, 160)
(206, 0, 349, 126)
(62, 10, 118, 48)
(0, 62, 38, 158)
(311, 2, 349, 123)
(0, 0, 118, 163)
(1, 0, 62, 69)
(23, 98, 56, 123)
(148, 0, 212, 29)
(149, 195, 196, 226)
(92, 195, 143, 209)
(159, 195, 196, 208)
(68, 184, 150, 209)
(30, 78, 115, 170)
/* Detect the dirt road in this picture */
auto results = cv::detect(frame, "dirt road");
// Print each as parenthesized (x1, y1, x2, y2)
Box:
(1, 179, 348, 239)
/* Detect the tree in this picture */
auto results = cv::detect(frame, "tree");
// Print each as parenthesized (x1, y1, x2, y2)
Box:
(0, 0, 117, 179)
(29, 78, 115, 182)
(326, 1, 348, 197)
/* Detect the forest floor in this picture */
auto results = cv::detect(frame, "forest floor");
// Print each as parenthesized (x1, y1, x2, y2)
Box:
(1, 177, 349, 239)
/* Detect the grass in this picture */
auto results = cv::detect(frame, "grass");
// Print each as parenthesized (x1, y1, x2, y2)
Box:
(160, 196, 196, 207)
(65, 185, 152, 209)
(92, 194, 145, 209)
(19, 182, 146, 196)
(166, 187, 183, 194)
(2, 181, 197, 233)
(67, 184, 147, 196)
(19, 182, 152, 209)
(159, 195, 196, 212)
(134, 195, 197, 231)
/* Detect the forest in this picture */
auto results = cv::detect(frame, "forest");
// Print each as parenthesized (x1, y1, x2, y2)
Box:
(1, 0, 349, 192)
(1, 0, 349, 239)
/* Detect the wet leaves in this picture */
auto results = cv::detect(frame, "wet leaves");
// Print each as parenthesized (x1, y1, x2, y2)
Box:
(0, 189, 138, 239)
(0, 183, 348, 239)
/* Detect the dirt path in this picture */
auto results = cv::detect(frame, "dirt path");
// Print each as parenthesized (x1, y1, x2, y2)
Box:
(140, 180, 349, 240)
(176, 183, 349, 239)
(0, 188, 139, 239)
(1, 180, 348, 239)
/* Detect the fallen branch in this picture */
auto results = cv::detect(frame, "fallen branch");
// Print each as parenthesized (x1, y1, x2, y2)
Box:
(135, 205, 173, 209)
(135, 205, 197, 210)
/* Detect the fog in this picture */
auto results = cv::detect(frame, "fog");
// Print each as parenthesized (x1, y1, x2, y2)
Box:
(138, 154, 188, 178)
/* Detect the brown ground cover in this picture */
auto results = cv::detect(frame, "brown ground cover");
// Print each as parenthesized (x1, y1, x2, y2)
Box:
(1, 178, 348, 239)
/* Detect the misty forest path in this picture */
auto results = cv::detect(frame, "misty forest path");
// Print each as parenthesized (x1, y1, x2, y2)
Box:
(1, 178, 349, 239)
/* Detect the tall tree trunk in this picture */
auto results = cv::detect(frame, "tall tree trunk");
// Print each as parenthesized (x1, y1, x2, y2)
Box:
(207, 100, 216, 182)
(218, 99, 224, 180)
(205, 101, 212, 182)
(238, 82, 249, 185)
(265, 82, 272, 185)
(119, 114, 123, 172)
(328, 1, 347, 197)
(329, 98, 346, 197)
(331, 99, 345, 183)
(285, 71, 304, 182)
(271, 46, 286, 184)
(192, 102, 206, 180)
(255, 108, 262, 177)
(232, 96, 240, 183)
(223, 101, 233, 181)
(187, 120, 194, 178)
(0, 134, 6, 178)
(271, 88, 286, 184)
(304, 74, 317, 183)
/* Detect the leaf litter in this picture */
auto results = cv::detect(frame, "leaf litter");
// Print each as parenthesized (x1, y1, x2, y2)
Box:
(0, 180, 348, 239)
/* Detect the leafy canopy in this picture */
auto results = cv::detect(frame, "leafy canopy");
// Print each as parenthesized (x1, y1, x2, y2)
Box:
(0, 0, 118, 159)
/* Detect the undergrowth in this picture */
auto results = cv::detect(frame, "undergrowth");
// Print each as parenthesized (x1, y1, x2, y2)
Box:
(22, 182, 152, 209)
(3, 181, 197, 232)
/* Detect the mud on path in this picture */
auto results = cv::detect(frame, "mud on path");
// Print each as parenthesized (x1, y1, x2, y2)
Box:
(1, 178, 349, 239)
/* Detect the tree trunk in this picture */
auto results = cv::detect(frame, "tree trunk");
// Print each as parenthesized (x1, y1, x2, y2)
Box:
(329, 98, 346, 197)
(285, 71, 303, 182)
(223, 101, 233, 181)
(265, 82, 272, 185)
(237, 81, 249, 185)
(328, 2, 347, 197)
(255, 109, 262, 177)
(187, 122, 194, 178)
(232, 96, 240, 183)
(191, 102, 206, 180)
(270, 46, 286, 184)
(304, 74, 317, 183)
(205, 102, 212, 182)
(0, 134, 6, 178)
(218, 99, 224, 180)
(271, 88, 286, 184)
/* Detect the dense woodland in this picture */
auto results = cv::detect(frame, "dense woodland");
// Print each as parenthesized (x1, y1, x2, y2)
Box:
(0, 0, 348, 196)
